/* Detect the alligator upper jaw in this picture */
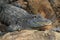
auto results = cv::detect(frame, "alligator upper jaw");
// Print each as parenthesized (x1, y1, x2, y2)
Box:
(29, 21, 53, 31)
(29, 21, 52, 28)
(31, 25, 53, 31)
(43, 22, 52, 26)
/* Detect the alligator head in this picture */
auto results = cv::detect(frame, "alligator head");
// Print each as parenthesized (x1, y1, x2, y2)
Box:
(27, 15, 52, 28)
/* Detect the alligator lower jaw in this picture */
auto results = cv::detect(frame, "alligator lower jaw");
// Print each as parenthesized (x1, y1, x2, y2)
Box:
(31, 25, 52, 31)
(41, 25, 53, 30)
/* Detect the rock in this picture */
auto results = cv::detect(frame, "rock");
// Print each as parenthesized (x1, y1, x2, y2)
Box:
(48, 0, 60, 18)
(48, 0, 60, 28)
(11, 1, 21, 8)
(55, 32, 60, 40)
(17, 0, 27, 9)
(25, 0, 55, 19)
(0, 30, 55, 40)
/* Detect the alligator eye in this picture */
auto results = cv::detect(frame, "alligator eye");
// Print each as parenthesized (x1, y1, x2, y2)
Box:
(57, 7, 60, 8)
(24, 0, 27, 2)
(32, 15, 36, 18)
(34, 16, 36, 18)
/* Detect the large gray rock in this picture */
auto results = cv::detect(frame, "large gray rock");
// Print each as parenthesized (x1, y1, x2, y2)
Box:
(48, 0, 60, 31)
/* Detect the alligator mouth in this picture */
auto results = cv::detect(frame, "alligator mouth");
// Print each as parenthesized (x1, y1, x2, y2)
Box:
(31, 25, 52, 31)
(43, 22, 52, 26)
(28, 20, 52, 27)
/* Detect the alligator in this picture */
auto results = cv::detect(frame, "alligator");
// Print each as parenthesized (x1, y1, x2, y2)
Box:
(0, 4, 52, 32)
(0, 0, 52, 32)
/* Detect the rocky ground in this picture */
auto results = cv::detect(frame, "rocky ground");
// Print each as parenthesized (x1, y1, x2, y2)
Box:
(0, 30, 60, 40)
